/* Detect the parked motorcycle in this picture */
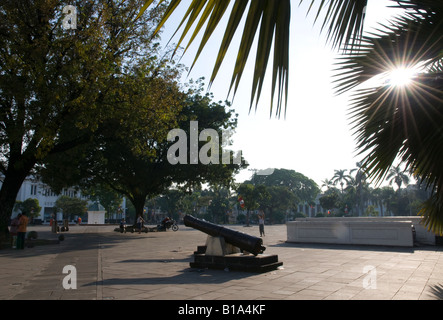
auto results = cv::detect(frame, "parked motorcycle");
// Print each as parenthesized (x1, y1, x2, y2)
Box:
(157, 218, 179, 232)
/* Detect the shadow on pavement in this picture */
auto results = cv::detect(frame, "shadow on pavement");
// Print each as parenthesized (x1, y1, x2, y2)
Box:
(429, 284, 443, 299)
(83, 267, 255, 288)
(0, 230, 130, 258)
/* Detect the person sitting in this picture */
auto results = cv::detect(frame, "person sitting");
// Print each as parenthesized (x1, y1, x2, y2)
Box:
(161, 217, 171, 229)
(119, 219, 126, 233)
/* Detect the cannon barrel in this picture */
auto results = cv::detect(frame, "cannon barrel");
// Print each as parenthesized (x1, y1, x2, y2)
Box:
(184, 215, 265, 255)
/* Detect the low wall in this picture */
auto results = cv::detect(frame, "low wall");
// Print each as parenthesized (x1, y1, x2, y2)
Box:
(286, 217, 435, 247)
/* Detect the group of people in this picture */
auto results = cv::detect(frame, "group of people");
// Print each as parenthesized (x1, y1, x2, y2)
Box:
(9, 212, 29, 249)
(133, 212, 266, 236)
(7, 210, 264, 250)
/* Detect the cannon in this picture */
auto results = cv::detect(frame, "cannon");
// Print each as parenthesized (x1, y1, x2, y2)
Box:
(184, 215, 282, 273)
(184, 215, 265, 256)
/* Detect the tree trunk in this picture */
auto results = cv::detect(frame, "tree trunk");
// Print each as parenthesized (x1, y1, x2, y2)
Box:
(131, 194, 147, 223)
(379, 201, 384, 217)
(245, 210, 250, 227)
(0, 169, 30, 242)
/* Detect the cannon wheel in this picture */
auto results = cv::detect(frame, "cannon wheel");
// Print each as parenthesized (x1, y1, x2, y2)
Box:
(172, 224, 179, 232)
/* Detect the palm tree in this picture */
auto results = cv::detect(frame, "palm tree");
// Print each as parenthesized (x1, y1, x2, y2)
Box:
(371, 188, 384, 217)
(332, 169, 352, 194)
(386, 166, 410, 191)
(350, 162, 368, 216)
(137, 1, 443, 233)
(320, 178, 334, 192)
(380, 186, 396, 216)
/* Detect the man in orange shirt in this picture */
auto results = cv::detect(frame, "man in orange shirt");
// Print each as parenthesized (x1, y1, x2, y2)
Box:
(16, 212, 29, 250)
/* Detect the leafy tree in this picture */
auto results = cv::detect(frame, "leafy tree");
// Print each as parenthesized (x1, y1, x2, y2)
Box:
(54, 196, 88, 220)
(156, 189, 185, 221)
(236, 184, 270, 226)
(14, 198, 42, 220)
(81, 184, 123, 218)
(364, 205, 379, 217)
(379, 186, 396, 217)
(43, 83, 245, 220)
(0, 0, 167, 239)
(77, 69, 185, 220)
(177, 189, 205, 217)
(250, 168, 319, 205)
(342, 181, 358, 216)
(370, 187, 384, 217)
(207, 188, 231, 224)
(260, 186, 296, 223)
(319, 190, 340, 213)
(390, 193, 411, 216)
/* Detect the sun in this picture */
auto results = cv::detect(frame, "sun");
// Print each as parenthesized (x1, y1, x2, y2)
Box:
(387, 67, 417, 87)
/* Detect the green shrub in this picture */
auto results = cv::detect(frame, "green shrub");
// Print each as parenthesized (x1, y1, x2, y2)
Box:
(295, 212, 306, 218)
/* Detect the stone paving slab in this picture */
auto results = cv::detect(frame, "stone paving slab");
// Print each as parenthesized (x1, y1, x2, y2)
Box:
(1, 224, 443, 302)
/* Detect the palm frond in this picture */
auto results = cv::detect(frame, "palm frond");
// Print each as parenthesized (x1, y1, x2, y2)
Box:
(302, 0, 368, 51)
(349, 72, 443, 233)
(332, 1, 443, 233)
(138, 0, 291, 117)
(334, 11, 443, 94)
(137, 0, 369, 117)
(335, 1, 443, 94)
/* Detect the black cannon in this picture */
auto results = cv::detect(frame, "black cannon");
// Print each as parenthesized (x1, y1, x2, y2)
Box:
(184, 215, 282, 273)
(184, 215, 266, 256)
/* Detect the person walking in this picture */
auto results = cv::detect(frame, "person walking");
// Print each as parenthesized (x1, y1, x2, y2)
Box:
(16, 212, 29, 250)
(136, 215, 145, 234)
(258, 210, 265, 237)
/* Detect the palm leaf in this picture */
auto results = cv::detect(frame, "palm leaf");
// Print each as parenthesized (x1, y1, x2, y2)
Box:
(137, 0, 368, 117)
(302, 0, 368, 51)
(334, 3, 443, 94)
(336, 1, 443, 233)
(348, 72, 443, 233)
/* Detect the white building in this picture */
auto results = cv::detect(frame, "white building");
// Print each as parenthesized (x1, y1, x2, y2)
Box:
(0, 176, 87, 222)
(1, 175, 127, 223)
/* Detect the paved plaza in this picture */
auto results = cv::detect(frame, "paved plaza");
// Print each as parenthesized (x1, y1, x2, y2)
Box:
(1, 223, 443, 301)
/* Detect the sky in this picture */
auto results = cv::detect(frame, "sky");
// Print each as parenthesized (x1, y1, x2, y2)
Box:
(158, 1, 404, 187)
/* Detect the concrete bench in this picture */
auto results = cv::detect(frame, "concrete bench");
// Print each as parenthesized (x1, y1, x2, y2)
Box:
(286, 218, 418, 247)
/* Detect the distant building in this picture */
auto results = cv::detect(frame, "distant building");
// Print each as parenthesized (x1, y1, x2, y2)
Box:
(87, 202, 106, 224)
(0, 175, 126, 222)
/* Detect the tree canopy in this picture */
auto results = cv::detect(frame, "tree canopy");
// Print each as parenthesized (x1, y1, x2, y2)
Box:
(0, 0, 169, 238)
(41, 80, 246, 219)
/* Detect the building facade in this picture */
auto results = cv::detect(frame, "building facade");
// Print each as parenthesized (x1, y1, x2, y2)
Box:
(1, 176, 87, 222)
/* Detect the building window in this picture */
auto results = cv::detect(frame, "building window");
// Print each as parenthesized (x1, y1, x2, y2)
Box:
(30, 185, 38, 195)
